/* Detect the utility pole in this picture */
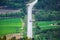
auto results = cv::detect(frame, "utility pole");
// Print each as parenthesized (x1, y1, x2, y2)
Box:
(27, 0, 38, 39)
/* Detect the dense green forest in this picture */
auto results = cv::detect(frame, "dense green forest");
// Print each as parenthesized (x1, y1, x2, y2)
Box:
(35, 0, 60, 11)
(0, 0, 60, 10)
(0, 0, 29, 9)
(35, 10, 60, 21)
(0, 0, 60, 21)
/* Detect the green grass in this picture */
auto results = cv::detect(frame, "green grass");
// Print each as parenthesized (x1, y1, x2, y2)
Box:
(37, 21, 60, 30)
(34, 21, 60, 40)
(0, 18, 22, 36)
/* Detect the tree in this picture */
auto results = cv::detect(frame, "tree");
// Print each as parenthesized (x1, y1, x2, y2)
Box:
(0, 0, 8, 6)
(35, 10, 60, 21)
(35, 0, 60, 11)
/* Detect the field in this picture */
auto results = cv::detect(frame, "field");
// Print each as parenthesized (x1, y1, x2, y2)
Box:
(0, 17, 60, 40)
(37, 21, 60, 30)
(0, 18, 22, 36)
(34, 21, 60, 40)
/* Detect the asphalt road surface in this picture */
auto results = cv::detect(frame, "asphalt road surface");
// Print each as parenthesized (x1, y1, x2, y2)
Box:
(27, 0, 38, 38)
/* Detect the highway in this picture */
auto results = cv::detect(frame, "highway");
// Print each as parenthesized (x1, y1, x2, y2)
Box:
(27, 0, 38, 38)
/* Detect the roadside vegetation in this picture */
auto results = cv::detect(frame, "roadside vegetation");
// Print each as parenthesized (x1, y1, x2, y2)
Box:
(33, 10, 60, 40)
(0, 0, 60, 40)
